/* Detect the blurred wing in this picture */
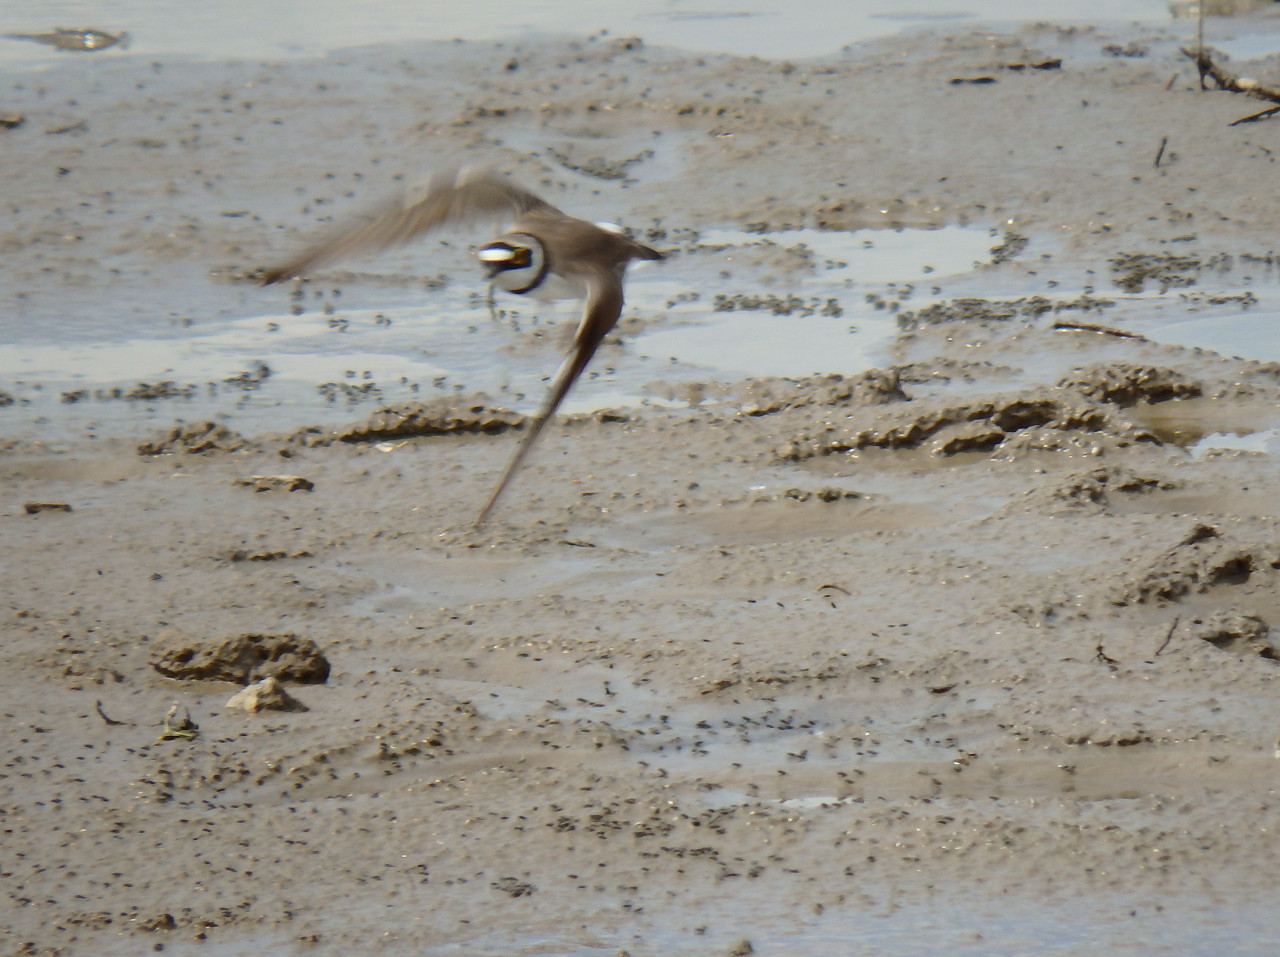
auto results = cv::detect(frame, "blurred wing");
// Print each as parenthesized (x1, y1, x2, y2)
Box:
(475, 273, 624, 525)
(262, 167, 560, 284)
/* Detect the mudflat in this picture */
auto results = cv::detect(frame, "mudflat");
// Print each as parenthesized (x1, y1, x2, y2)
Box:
(5, 17, 1280, 956)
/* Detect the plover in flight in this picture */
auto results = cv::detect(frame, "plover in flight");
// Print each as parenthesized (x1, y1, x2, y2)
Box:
(262, 166, 664, 524)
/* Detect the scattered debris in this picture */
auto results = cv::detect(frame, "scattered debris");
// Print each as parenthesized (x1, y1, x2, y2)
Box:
(223, 548, 314, 562)
(713, 292, 843, 317)
(897, 294, 1114, 330)
(1103, 42, 1149, 58)
(1181, 46, 1280, 125)
(490, 876, 536, 898)
(23, 501, 72, 514)
(989, 230, 1030, 264)
(783, 487, 861, 503)
(0, 112, 24, 130)
(137, 421, 247, 455)
(1109, 251, 1233, 293)
(156, 703, 199, 742)
(232, 475, 315, 493)
(1001, 58, 1062, 71)
(222, 362, 272, 390)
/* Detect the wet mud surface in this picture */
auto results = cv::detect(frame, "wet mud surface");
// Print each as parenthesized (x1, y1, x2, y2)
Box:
(6, 15, 1280, 957)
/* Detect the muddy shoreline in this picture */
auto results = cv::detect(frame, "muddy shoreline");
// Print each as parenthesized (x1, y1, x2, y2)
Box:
(5, 17, 1280, 956)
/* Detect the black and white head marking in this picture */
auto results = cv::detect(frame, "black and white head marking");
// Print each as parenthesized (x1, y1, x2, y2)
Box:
(477, 235, 547, 295)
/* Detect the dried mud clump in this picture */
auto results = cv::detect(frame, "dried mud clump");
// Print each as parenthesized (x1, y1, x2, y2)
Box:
(1113, 523, 1280, 606)
(1038, 465, 1176, 512)
(545, 144, 654, 182)
(149, 630, 331, 684)
(897, 357, 1020, 385)
(1057, 363, 1203, 406)
(137, 421, 247, 456)
(1188, 610, 1274, 658)
(779, 390, 1157, 461)
(231, 474, 315, 492)
(294, 399, 526, 447)
(737, 369, 906, 416)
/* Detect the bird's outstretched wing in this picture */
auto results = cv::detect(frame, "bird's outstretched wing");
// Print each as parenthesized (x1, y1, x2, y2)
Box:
(475, 274, 624, 525)
(261, 167, 561, 284)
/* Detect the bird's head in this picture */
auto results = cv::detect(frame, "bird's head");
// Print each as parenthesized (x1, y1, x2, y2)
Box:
(476, 236, 545, 294)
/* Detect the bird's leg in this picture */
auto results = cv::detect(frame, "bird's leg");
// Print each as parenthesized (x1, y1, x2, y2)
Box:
(474, 316, 610, 527)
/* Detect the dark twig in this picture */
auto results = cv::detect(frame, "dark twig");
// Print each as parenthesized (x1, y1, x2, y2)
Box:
(1230, 105, 1280, 127)
(95, 699, 128, 726)
(1052, 320, 1147, 340)
(1153, 614, 1181, 658)
(1153, 135, 1169, 168)
(1095, 639, 1119, 669)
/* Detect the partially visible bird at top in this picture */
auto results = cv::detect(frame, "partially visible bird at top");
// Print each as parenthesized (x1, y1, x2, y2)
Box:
(261, 166, 664, 525)
(3, 28, 131, 52)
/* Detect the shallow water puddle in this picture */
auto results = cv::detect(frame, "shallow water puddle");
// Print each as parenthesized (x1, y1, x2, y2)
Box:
(0, 0, 1172, 67)
(635, 224, 994, 379)
(0, 224, 996, 442)
(1190, 429, 1280, 457)
(699, 224, 995, 282)
(1144, 308, 1280, 363)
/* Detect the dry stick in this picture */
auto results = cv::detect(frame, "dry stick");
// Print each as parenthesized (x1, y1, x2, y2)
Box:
(1154, 135, 1169, 168)
(1153, 614, 1181, 658)
(1197, 0, 1206, 87)
(1051, 320, 1147, 340)
(1095, 639, 1119, 668)
(95, 699, 128, 726)
(1230, 105, 1280, 127)
(1180, 47, 1280, 125)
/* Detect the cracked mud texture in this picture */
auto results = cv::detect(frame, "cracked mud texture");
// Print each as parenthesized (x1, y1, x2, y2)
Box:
(6, 16, 1280, 957)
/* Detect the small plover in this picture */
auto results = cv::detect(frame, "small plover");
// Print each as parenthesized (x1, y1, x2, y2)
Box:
(263, 167, 663, 524)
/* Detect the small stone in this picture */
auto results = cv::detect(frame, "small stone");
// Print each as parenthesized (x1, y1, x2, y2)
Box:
(226, 676, 307, 713)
